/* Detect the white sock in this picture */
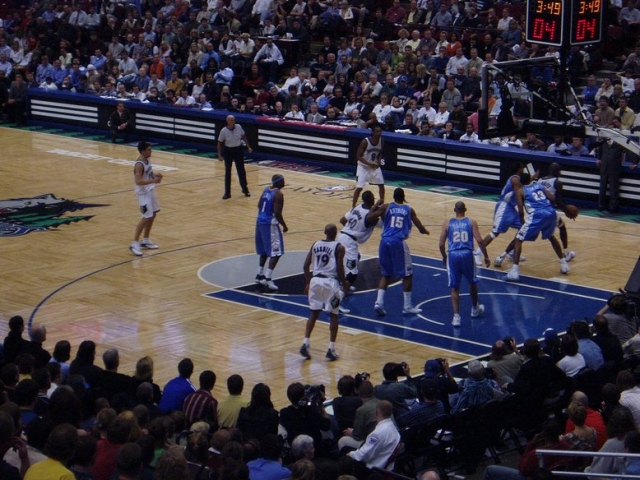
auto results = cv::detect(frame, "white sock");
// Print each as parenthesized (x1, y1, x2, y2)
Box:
(403, 291, 412, 308)
(560, 258, 568, 265)
(265, 269, 273, 279)
(303, 337, 310, 346)
(376, 289, 385, 305)
(258, 267, 264, 275)
(329, 342, 335, 350)
(132, 240, 140, 246)
(511, 264, 520, 273)
(142, 237, 149, 242)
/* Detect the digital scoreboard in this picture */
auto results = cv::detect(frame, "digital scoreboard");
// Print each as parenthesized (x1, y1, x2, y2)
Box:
(570, 0, 603, 45)
(526, 0, 603, 47)
(526, 0, 564, 46)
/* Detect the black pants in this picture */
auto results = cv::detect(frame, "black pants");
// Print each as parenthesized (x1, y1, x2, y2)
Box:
(224, 147, 248, 195)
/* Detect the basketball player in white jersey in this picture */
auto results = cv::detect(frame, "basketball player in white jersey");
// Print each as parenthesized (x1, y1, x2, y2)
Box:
(130, 141, 163, 256)
(537, 163, 576, 262)
(338, 191, 378, 306)
(352, 124, 385, 208)
(300, 224, 348, 361)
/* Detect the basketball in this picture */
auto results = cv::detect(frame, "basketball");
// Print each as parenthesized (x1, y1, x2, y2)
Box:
(565, 205, 579, 219)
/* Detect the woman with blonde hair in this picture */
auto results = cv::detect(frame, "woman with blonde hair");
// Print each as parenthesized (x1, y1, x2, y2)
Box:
(291, 459, 315, 480)
(159, 40, 172, 59)
(133, 356, 162, 404)
(560, 401, 597, 451)
(396, 28, 409, 51)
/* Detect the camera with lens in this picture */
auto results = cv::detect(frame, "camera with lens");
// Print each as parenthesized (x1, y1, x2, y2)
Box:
(608, 293, 638, 320)
(393, 362, 409, 377)
(299, 384, 325, 407)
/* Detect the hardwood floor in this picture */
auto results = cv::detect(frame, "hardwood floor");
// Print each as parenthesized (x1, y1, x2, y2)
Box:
(1, 127, 638, 407)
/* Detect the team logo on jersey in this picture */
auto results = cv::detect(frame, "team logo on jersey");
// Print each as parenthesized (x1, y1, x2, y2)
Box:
(0, 194, 106, 237)
(317, 185, 353, 192)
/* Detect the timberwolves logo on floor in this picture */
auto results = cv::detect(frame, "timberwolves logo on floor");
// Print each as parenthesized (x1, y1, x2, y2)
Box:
(0, 194, 105, 237)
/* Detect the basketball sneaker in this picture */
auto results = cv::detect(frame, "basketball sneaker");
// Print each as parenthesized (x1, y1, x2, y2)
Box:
(564, 250, 576, 262)
(560, 259, 570, 274)
(129, 242, 142, 256)
(452, 314, 461, 327)
(471, 304, 485, 318)
(255, 274, 265, 284)
(260, 278, 278, 291)
(473, 249, 483, 266)
(402, 305, 422, 314)
(325, 349, 340, 361)
(140, 239, 158, 249)
(299, 344, 310, 360)
(374, 303, 387, 316)
(494, 253, 506, 267)
(338, 306, 351, 314)
(349, 285, 357, 293)
(503, 268, 520, 282)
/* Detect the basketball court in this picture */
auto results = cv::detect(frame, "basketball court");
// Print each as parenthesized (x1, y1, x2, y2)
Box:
(1, 125, 638, 404)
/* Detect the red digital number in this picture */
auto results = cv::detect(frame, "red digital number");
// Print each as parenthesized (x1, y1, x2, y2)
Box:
(532, 18, 557, 41)
(574, 18, 596, 41)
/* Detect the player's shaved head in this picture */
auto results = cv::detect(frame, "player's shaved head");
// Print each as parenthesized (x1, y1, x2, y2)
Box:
(362, 191, 375, 206)
(549, 162, 562, 177)
(324, 224, 337, 239)
(454, 201, 466, 213)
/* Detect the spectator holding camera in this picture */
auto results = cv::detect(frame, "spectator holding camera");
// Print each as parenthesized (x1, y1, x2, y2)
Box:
(374, 362, 418, 418)
(279, 382, 332, 457)
(597, 295, 640, 346)
(421, 358, 459, 413)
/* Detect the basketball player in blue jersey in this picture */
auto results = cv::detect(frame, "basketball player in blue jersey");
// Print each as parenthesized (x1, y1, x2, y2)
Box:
(494, 163, 577, 264)
(503, 173, 570, 282)
(255, 174, 288, 291)
(300, 224, 347, 361)
(352, 124, 385, 208)
(368, 187, 429, 316)
(130, 141, 163, 256)
(439, 201, 490, 327)
(474, 162, 524, 267)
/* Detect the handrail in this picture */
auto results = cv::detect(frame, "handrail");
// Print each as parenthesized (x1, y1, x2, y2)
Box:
(536, 448, 640, 479)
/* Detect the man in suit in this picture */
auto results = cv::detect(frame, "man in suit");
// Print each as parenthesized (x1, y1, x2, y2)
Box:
(109, 102, 134, 143)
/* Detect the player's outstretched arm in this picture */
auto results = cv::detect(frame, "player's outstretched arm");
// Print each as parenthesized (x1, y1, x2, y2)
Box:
(365, 203, 387, 226)
(411, 208, 429, 235)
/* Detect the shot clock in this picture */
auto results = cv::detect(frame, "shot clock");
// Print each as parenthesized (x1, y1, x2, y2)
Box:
(526, 0, 564, 46)
(570, 0, 603, 45)
(526, 0, 603, 47)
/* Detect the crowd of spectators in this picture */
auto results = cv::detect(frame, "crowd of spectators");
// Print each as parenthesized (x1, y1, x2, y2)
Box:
(0, 0, 639, 149)
(2, 291, 640, 479)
